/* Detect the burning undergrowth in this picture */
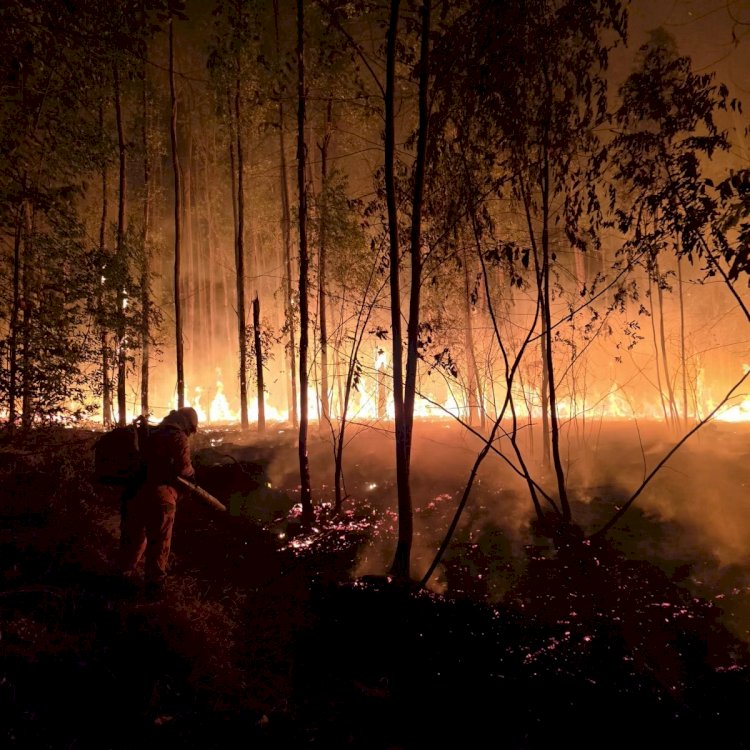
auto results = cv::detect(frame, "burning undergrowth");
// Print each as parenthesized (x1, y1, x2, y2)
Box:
(183, 420, 750, 745)
(191, 418, 750, 635)
(3, 420, 750, 747)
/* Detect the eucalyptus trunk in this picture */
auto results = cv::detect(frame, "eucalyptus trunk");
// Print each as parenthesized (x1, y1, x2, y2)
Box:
(169, 17, 185, 409)
(202, 138, 219, 370)
(184, 123, 196, 385)
(253, 295, 266, 432)
(385, 0, 408, 578)
(21, 200, 33, 430)
(540, 139, 570, 522)
(195, 141, 211, 370)
(461, 237, 483, 429)
(296, 0, 313, 525)
(389, 0, 431, 580)
(677, 257, 690, 426)
(654, 257, 679, 429)
(140, 69, 152, 417)
(540, 322, 551, 465)
(113, 61, 128, 426)
(7, 208, 22, 432)
(273, 0, 298, 429)
(317, 98, 333, 424)
(99, 103, 113, 427)
(227, 92, 240, 362)
(234, 72, 249, 430)
(647, 273, 670, 424)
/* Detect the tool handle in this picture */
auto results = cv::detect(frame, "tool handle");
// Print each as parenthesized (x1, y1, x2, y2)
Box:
(176, 476, 228, 512)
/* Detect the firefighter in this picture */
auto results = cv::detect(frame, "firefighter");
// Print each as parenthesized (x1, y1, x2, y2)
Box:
(119, 406, 199, 598)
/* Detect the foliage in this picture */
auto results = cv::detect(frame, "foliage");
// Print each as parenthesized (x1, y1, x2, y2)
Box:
(715, 170, 750, 285)
(311, 168, 369, 291)
(0, 0, 181, 425)
(244, 318, 281, 388)
(0, 213, 102, 422)
(208, 0, 272, 131)
(612, 28, 732, 276)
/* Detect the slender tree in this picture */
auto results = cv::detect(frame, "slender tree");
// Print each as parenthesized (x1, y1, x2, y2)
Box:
(461, 237, 484, 428)
(297, 0, 313, 525)
(384, 0, 407, 575)
(272, 0, 299, 429)
(234, 62, 249, 429)
(113, 61, 128, 426)
(140, 60, 152, 417)
(387, 0, 432, 580)
(317, 98, 333, 424)
(7, 204, 22, 432)
(253, 294, 266, 431)
(169, 14, 185, 409)
(98, 101, 113, 427)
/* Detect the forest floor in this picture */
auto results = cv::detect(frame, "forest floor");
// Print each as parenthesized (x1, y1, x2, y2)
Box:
(3, 420, 750, 749)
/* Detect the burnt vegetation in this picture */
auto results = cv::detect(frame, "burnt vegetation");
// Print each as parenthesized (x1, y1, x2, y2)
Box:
(3, 422, 750, 748)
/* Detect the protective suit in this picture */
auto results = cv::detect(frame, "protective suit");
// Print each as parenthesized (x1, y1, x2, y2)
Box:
(119, 407, 198, 591)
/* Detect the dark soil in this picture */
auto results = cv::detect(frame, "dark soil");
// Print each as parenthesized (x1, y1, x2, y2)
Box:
(2, 423, 750, 749)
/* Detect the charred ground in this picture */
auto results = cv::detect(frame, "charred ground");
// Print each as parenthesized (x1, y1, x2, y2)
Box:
(2, 423, 750, 749)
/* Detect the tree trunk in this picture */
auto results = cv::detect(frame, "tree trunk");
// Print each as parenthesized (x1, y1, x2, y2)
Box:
(226, 93, 239, 373)
(385, 0, 409, 578)
(389, 0, 431, 580)
(273, 0, 298, 429)
(253, 295, 266, 432)
(647, 273, 670, 424)
(655, 258, 678, 428)
(540, 322, 550, 465)
(140, 68, 151, 417)
(201, 137, 218, 371)
(677, 257, 689, 426)
(21, 200, 33, 430)
(297, 0, 313, 525)
(540, 139, 570, 522)
(377, 351, 387, 419)
(280, 115, 298, 429)
(98, 103, 113, 427)
(333, 313, 357, 513)
(333, 296, 344, 417)
(234, 72, 249, 430)
(317, 98, 333, 425)
(196, 140, 211, 372)
(461, 236, 483, 428)
(7, 207, 22, 432)
(113, 62, 128, 426)
(184, 122, 195, 386)
(169, 17, 185, 409)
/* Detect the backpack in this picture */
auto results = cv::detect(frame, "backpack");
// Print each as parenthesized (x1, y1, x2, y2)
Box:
(93, 416, 153, 486)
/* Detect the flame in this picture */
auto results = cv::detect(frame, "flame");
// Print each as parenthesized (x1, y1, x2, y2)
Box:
(714, 398, 750, 423)
(707, 364, 750, 423)
(191, 386, 207, 424)
(247, 396, 285, 423)
(209, 380, 236, 423)
(50, 351, 750, 428)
